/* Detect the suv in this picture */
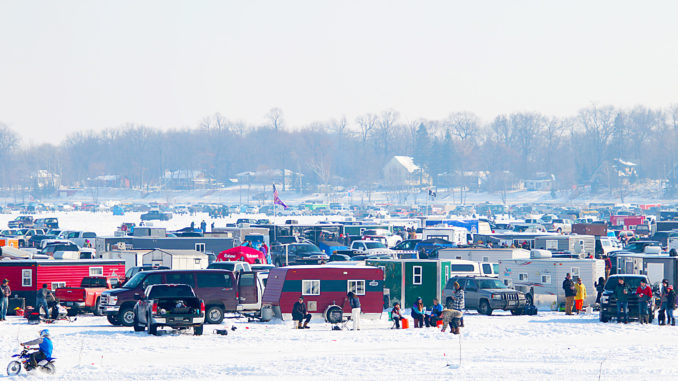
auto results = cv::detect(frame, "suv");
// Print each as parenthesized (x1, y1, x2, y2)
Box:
(99, 269, 264, 326)
(599, 274, 655, 323)
(8, 216, 34, 228)
(443, 276, 527, 315)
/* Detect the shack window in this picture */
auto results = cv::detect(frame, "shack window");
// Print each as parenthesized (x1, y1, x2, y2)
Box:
(302, 280, 320, 296)
(519, 273, 529, 281)
(413, 266, 422, 285)
(89, 267, 103, 276)
(348, 280, 365, 296)
(51, 282, 66, 291)
(22, 269, 32, 287)
(571, 267, 580, 278)
(541, 274, 552, 284)
(195, 243, 206, 253)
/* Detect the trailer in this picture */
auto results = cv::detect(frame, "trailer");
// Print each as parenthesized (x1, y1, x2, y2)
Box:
(141, 249, 208, 270)
(0, 259, 125, 307)
(572, 223, 607, 237)
(422, 227, 468, 245)
(99, 249, 152, 272)
(438, 248, 530, 262)
(262, 265, 383, 321)
(614, 253, 678, 287)
(533, 235, 595, 257)
(498, 254, 604, 306)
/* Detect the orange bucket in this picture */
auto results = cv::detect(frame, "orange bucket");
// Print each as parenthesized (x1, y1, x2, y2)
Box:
(401, 318, 409, 329)
(436, 319, 443, 328)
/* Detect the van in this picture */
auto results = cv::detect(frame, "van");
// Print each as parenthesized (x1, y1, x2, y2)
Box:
(99, 269, 264, 326)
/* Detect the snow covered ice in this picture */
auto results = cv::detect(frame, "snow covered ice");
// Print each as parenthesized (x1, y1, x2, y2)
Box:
(2, 311, 678, 380)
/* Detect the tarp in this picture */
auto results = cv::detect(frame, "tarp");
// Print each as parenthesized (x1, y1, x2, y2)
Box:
(216, 246, 267, 264)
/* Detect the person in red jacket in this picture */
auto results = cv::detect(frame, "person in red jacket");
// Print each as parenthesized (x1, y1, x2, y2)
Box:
(636, 279, 653, 324)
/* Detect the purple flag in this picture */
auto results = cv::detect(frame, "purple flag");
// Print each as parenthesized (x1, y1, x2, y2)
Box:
(273, 184, 288, 209)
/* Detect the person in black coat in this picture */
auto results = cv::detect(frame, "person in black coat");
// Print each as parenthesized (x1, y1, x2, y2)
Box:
(562, 273, 576, 315)
(292, 296, 311, 329)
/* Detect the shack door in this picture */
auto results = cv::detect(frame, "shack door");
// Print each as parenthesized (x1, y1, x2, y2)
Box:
(238, 271, 259, 310)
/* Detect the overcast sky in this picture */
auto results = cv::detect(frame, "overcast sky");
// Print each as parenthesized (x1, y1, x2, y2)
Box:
(1, 0, 677, 144)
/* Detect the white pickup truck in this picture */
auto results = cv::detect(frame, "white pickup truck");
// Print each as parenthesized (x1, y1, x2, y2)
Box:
(350, 240, 396, 256)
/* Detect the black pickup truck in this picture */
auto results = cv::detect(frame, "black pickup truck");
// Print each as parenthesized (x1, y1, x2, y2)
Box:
(132, 284, 205, 335)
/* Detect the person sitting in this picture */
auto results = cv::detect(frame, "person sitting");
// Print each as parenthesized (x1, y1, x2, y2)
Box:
(411, 297, 425, 328)
(292, 296, 311, 329)
(391, 302, 403, 329)
(426, 298, 443, 327)
(21, 329, 53, 370)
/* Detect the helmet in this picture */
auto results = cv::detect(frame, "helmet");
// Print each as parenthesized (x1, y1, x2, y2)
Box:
(39, 329, 49, 338)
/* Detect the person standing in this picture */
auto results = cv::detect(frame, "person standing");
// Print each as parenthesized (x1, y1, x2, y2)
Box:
(659, 279, 670, 325)
(604, 256, 612, 279)
(562, 273, 576, 315)
(595, 277, 606, 305)
(292, 296, 311, 329)
(36, 284, 53, 318)
(615, 277, 630, 324)
(0, 279, 10, 321)
(636, 279, 653, 324)
(200, 220, 207, 233)
(450, 281, 465, 327)
(347, 292, 361, 331)
(667, 285, 677, 326)
(574, 278, 587, 314)
(260, 243, 271, 265)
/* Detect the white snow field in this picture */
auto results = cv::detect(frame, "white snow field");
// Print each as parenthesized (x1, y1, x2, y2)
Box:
(1, 311, 678, 380)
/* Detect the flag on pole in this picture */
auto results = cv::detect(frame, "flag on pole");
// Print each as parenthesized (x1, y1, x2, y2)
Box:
(428, 189, 437, 199)
(273, 184, 288, 209)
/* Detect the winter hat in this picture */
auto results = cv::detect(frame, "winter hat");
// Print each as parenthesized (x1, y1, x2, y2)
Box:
(453, 281, 460, 288)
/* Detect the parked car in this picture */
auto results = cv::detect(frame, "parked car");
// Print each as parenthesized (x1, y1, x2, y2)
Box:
(349, 240, 396, 256)
(599, 274, 655, 323)
(124, 266, 170, 283)
(55, 276, 119, 315)
(99, 269, 264, 326)
(140, 210, 172, 221)
(33, 217, 59, 230)
(133, 284, 205, 335)
(8, 216, 34, 228)
(206, 261, 252, 272)
(392, 239, 421, 251)
(57, 231, 97, 248)
(443, 276, 527, 315)
(271, 243, 330, 266)
(547, 219, 573, 234)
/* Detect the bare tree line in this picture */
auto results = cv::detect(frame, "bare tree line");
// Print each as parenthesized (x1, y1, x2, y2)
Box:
(1, 104, 678, 194)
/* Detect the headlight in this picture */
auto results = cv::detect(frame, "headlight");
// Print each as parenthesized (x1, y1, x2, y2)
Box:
(159, 308, 167, 315)
(491, 294, 502, 300)
(109, 296, 118, 305)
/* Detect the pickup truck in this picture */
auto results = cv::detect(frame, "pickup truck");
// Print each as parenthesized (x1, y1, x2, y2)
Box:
(8, 216, 34, 229)
(141, 210, 172, 221)
(99, 269, 266, 326)
(350, 240, 396, 256)
(133, 284, 205, 335)
(55, 276, 118, 315)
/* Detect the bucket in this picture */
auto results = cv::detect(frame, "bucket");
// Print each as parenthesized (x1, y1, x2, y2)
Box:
(436, 319, 443, 328)
(401, 318, 409, 329)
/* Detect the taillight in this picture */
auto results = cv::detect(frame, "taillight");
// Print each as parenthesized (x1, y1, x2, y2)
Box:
(236, 290, 239, 299)
(152, 302, 158, 314)
(200, 301, 205, 314)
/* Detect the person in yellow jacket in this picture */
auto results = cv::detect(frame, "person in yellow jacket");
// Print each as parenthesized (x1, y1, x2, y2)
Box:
(574, 278, 587, 314)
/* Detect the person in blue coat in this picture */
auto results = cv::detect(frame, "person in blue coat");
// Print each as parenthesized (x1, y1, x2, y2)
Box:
(426, 298, 444, 327)
(411, 297, 425, 328)
(21, 329, 53, 370)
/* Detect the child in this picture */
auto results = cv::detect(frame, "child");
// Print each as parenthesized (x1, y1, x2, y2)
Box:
(391, 302, 403, 329)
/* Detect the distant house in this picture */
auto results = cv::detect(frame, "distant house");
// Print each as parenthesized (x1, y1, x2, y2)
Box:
(236, 169, 304, 189)
(88, 175, 130, 188)
(382, 156, 430, 187)
(162, 170, 212, 190)
(31, 170, 61, 190)
(524, 173, 555, 191)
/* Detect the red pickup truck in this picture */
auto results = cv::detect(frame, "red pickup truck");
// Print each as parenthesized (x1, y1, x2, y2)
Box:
(56, 276, 119, 316)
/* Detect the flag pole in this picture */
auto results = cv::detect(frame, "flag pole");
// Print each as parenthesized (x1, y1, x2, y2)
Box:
(273, 183, 277, 243)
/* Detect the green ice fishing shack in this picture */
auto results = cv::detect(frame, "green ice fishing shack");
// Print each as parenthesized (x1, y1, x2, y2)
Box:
(365, 259, 454, 309)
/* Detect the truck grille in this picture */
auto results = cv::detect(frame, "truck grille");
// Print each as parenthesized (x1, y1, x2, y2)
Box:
(502, 293, 518, 301)
(100, 295, 109, 305)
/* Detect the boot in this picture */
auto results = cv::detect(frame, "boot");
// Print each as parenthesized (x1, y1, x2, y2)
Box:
(297, 321, 302, 329)
(639, 315, 644, 324)
(303, 321, 309, 329)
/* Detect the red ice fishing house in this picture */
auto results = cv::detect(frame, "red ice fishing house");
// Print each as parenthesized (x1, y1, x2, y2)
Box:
(0, 259, 125, 307)
(262, 265, 384, 321)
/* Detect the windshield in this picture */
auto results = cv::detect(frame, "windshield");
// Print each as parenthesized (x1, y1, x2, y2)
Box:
(296, 244, 321, 253)
(148, 285, 195, 299)
(605, 277, 645, 291)
(123, 272, 146, 289)
(365, 242, 386, 249)
(477, 279, 508, 289)
(208, 262, 235, 270)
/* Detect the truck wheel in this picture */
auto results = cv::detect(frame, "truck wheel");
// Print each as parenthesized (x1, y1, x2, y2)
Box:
(205, 306, 224, 324)
(599, 312, 609, 323)
(119, 306, 136, 326)
(194, 325, 204, 335)
(106, 314, 121, 325)
(478, 300, 493, 316)
(148, 323, 158, 336)
(510, 309, 523, 315)
(93, 298, 103, 316)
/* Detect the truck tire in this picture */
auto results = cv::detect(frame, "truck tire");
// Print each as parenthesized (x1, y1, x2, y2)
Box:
(510, 308, 523, 315)
(148, 323, 158, 336)
(205, 306, 224, 324)
(93, 298, 103, 316)
(119, 306, 136, 327)
(194, 325, 203, 335)
(107, 314, 121, 325)
(478, 300, 493, 316)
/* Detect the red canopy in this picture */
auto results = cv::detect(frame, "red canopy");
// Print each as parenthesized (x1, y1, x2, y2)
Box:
(217, 246, 267, 264)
